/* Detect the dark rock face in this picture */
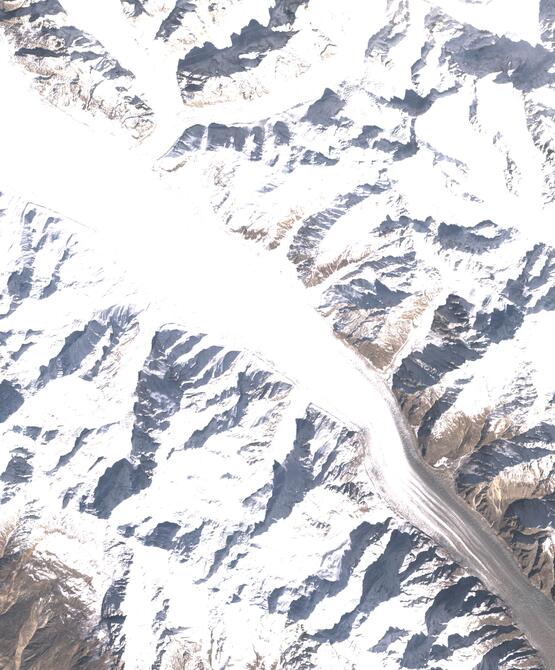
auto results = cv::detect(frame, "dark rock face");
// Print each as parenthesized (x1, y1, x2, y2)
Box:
(0, 0, 65, 22)
(300, 150, 338, 166)
(390, 89, 435, 116)
(183, 367, 289, 450)
(400, 578, 539, 669)
(373, 126, 419, 161)
(474, 638, 542, 670)
(392, 280, 529, 406)
(352, 124, 381, 148)
(121, 0, 147, 18)
(178, 20, 294, 95)
(540, 0, 555, 44)
(540, 0, 555, 23)
(1, 448, 33, 501)
(75, 325, 252, 526)
(207, 124, 250, 152)
(331, 279, 409, 312)
(303, 88, 345, 126)
(7, 267, 33, 302)
(1, 449, 33, 486)
(314, 530, 417, 643)
(132, 327, 241, 461)
(165, 124, 206, 158)
(165, 123, 266, 162)
(504, 243, 555, 312)
(101, 571, 131, 663)
(38, 321, 107, 385)
(55, 428, 94, 469)
(161, 77, 406, 177)
(393, 337, 480, 397)
(176, 0, 309, 96)
(131, 328, 204, 466)
(143, 522, 180, 549)
(473, 305, 524, 345)
(437, 221, 511, 254)
(371, 627, 407, 653)
(269, 0, 310, 28)
(253, 414, 317, 538)
(0, 381, 24, 422)
(286, 520, 390, 621)
(1, 205, 77, 320)
(173, 524, 205, 559)
(203, 408, 355, 582)
(501, 492, 555, 599)
(89, 458, 151, 519)
(2, 208, 38, 316)
(273, 121, 291, 145)
(506, 494, 555, 530)
(37, 307, 137, 387)
(22, 426, 41, 440)
(156, 0, 196, 41)
(443, 30, 555, 92)
(163, 113, 345, 173)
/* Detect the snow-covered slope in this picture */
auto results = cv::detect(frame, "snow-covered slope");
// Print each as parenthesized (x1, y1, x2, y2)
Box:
(1, 0, 555, 668)
(150, 0, 555, 609)
(0, 191, 543, 669)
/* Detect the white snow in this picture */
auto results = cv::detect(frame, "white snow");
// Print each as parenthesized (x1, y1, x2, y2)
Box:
(2, 2, 555, 667)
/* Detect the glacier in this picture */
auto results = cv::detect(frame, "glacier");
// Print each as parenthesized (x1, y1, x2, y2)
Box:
(1, 0, 555, 668)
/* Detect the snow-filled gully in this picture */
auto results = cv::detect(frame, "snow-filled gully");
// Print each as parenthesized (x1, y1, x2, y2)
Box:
(2, 51, 555, 668)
